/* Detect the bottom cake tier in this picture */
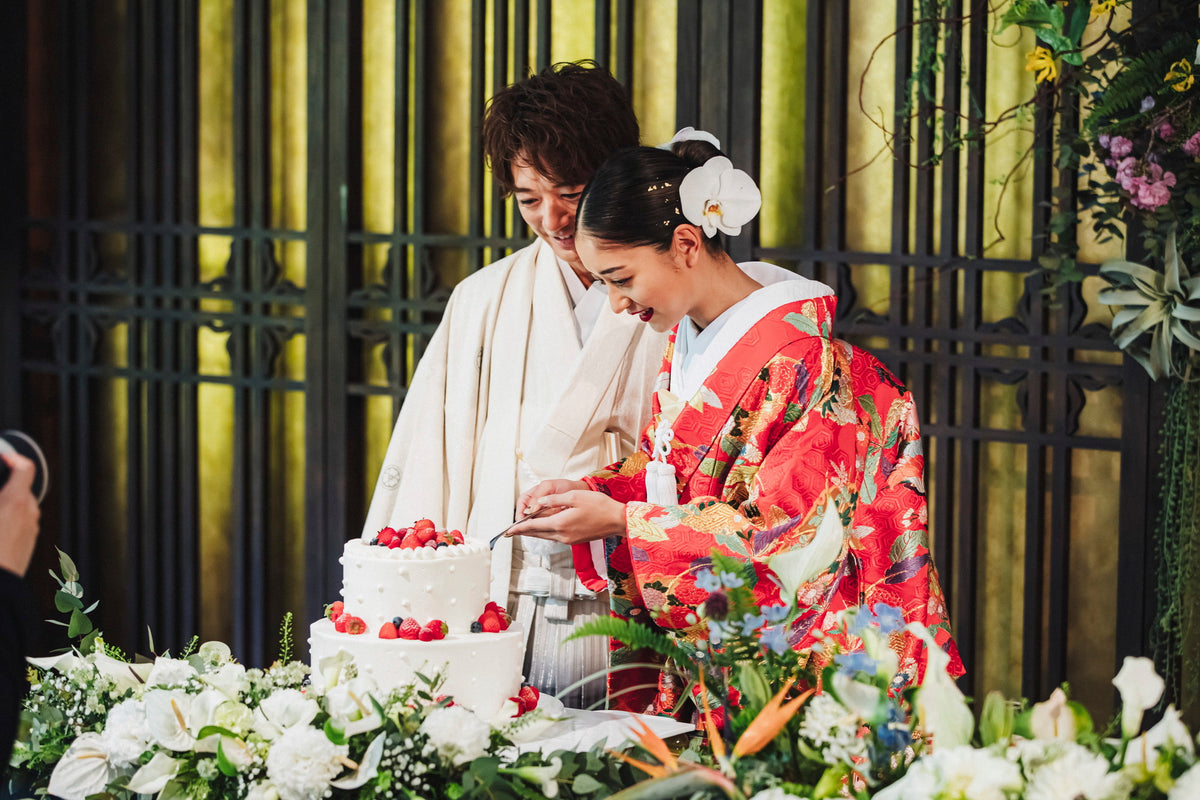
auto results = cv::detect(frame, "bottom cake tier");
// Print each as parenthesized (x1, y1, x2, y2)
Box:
(309, 618, 525, 718)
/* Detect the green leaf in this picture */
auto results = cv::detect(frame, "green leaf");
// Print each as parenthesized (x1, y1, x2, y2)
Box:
(54, 591, 83, 613)
(324, 717, 347, 746)
(978, 691, 1015, 746)
(216, 738, 240, 777)
(57, 549, 80, 583)
(67, 608, 93, 638)
(736, 661, 773, 712)
(572, 774, 605, 794)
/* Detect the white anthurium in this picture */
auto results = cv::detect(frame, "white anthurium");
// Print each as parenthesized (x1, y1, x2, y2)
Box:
(679, 156, 762, 237)
(218, 734, 256, 772)
(330, 731, 387, 789)
(125, 751, 182, 795)
(831, 672, 886, 723)
(1170, 763, 1200, 799)
(504, 756, 563, 799)
(768, 498, 844, 602)
(46, 732, 119, 800)
(1030, 688, 1077, 741)
(253, 688, 320, 741)
(27, 652, 79, 673)
(189, 689, 230, 753)
(143, 689, 200, 752)
(906, 622, 974, 748)
(316, 650, 354, 691)
(1121, 704, 1194, 767)
(93, 650, 154, 694)
(324, 678, 383, 737)
(1113, 656, 1165, 738)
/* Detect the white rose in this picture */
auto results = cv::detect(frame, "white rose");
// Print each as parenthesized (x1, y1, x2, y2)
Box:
(203, 661, 249, 699)
(419, 705, 492, 766)
(265, 726, 349, 800)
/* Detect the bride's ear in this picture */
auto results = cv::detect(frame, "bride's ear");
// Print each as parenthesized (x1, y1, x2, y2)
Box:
(670, 223, 706, 267)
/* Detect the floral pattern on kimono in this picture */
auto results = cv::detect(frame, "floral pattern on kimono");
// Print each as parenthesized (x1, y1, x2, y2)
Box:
(580, 294, 963, 715)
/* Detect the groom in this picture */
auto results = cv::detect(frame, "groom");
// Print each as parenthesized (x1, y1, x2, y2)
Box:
(361, 61, 666, 708)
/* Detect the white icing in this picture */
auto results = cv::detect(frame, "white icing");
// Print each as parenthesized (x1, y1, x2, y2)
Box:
(338, 540, 492, 634)
(309, 619, 524, 717)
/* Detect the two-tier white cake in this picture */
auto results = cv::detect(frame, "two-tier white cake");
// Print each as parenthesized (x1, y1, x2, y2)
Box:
(309, 533, 524, 717)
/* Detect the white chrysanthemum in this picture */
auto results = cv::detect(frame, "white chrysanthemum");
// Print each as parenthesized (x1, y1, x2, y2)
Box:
(1008, 737, 1055, 772)
(419, 705, 492, 766)
(1025, 742, 1131, 800)
(265, 726, 349, 800)
(749, 787, 812, 800)
(100, 699, 152, 767)
(797, 693, 867, 764)
(875, 745, 1022, 800)
(146, 656, 198, 688)
(1169, 763, 1200, 800)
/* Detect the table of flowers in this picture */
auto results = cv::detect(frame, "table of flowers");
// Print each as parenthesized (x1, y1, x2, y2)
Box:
(8, 551, 1199, 800)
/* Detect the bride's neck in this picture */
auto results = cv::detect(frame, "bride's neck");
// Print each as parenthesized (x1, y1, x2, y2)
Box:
(688, 254, 762, 329)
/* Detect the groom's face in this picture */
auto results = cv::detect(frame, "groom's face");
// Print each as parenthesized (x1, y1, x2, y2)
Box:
(511, 162, 586, 273)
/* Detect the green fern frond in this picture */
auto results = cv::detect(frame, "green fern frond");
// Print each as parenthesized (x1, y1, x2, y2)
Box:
(1087, 33, 1196, 131)
(566, 616, 695, 663)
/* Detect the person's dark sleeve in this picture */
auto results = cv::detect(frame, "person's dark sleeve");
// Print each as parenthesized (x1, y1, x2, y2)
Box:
(0, 568, 36, 775)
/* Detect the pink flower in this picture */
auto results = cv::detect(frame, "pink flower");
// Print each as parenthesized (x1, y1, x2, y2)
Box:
(1114, 156, 1139, 190)
(1098, 133, 1111, 149)
(1109, 136, 1133, 158)
(1159, 122, 1175, 139)
(1184, 131, 1200, 157)
(1131, 178, 1172, 210)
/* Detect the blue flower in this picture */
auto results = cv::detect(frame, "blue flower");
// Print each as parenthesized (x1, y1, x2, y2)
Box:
(761, 603, 790, 624)
(833, 651, 878, 677)
(871, 603, 905, 635)
(695, 569, 721, 592)
(847, 607, 879, 638)
(719, 571, 745, 589)
(739, 613, 766, 637)
(760, 625, 788, 655)
(708, 620, 733, 644)
(878, 720, 910, 753)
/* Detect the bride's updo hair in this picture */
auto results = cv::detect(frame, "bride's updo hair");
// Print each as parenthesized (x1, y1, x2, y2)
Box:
(577, 140, 726, 253)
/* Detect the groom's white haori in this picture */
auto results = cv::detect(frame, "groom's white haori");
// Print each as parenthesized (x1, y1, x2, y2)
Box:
(361, 238, 665, 704)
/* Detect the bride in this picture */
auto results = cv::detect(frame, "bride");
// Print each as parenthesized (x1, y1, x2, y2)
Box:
(507, 133, 962, 714)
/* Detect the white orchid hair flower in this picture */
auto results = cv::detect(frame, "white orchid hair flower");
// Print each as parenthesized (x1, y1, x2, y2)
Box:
(679, 156, 762, 238)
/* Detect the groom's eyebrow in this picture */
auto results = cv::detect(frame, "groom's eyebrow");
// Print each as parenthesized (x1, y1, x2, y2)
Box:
(598, 266, 624, 275)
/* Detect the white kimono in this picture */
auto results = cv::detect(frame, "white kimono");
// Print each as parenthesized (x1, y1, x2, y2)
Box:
(361, 238, 666, 705)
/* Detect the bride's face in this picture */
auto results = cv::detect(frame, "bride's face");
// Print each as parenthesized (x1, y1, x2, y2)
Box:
(577, 233, 689, 333)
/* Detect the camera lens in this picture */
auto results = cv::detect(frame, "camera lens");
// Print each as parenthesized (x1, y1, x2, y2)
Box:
(0, 430, 49, 504)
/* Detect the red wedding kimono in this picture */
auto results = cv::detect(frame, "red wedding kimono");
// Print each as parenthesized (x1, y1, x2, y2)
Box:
(573, 292, 963, 714)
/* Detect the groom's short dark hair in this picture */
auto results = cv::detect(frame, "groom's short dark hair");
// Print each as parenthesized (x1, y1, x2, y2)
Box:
(482, 60, 640, 196)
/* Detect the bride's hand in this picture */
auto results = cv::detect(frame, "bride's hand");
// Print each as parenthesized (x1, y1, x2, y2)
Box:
(516, 479, 589, 519)
(507, 488, 626, 544)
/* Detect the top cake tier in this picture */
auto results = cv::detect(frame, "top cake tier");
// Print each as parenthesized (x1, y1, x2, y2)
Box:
(339, 539, 492, 635)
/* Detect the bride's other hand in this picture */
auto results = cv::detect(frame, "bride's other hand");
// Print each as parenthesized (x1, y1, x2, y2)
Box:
(516, 479, 588, 518)
(507, 489, 625, 544)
